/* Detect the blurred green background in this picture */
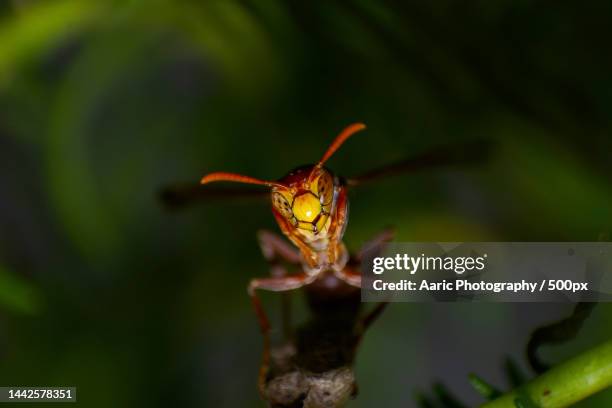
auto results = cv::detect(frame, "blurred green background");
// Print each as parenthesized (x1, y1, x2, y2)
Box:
(0, 1, 611, 407)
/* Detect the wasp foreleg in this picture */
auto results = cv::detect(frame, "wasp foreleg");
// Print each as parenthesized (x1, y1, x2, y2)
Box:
(248, 274, 313, 395)
(257, 229, 301, 339)
(257, 229, 301, 265)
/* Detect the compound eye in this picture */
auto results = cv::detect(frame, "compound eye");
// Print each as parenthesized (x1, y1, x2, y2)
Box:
(272, 192, 294, 219)
(315, 171, 334, 205)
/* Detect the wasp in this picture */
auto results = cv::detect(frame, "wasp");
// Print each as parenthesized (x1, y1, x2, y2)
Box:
(200, 123, 370, 330)
(161, 124, 489, 400)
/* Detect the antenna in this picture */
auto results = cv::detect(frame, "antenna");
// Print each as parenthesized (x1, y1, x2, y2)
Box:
(200, 172, 286, 189)
(317, 123, 366, 167)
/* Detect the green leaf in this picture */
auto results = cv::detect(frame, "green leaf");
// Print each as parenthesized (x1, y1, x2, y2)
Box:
(469, 373, 503, 400)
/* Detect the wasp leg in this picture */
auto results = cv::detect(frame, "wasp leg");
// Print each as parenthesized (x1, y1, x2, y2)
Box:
(248, 275, 312, 333)
(338, 228, 395, 288)
(257, 230, 300, 339)
(355, 228, 395, 262)
(248, 274, 313, 396)
(337, 267, 362, 288)
(257, 230, 301, 265)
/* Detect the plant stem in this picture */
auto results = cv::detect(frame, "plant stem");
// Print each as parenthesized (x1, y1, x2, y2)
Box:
(480, 340, 612, 408)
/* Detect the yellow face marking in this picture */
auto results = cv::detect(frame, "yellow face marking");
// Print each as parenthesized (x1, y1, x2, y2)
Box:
(315, 212, 329, 232)
(297, 221, 316, 231)
(292, 192, 321, 223)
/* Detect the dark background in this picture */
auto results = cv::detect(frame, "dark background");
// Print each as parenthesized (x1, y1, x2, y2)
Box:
(0, 1, 611, 407)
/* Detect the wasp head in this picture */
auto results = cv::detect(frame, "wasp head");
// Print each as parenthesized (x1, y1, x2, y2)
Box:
(271, 165, 337, 236)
